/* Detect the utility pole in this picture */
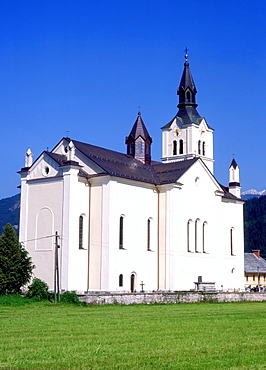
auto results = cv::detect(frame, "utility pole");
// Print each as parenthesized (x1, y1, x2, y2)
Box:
(54, 232, 60, 303)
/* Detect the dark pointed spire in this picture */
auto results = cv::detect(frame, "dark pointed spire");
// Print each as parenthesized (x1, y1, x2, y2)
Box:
(125, 112, 152, 165)
(177, 52, 198, 109)
(229, 158, 238, 169)
(175, 52, 202, 125)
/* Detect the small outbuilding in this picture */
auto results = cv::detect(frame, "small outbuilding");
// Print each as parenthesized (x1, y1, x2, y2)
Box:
(244, 250, 266, 290)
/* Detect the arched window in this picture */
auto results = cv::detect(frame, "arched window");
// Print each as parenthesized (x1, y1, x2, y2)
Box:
(119, 216, 124, 249)
(195, 218, 200, 252)
(202, 142, 206, 156)
(130, 273, 136, 293)
(137, 142, 142, 153)
(173, 140, 177, 155)
(79, 215, 84, 249)
(147, 218, 151, 251)
(179, 139, 184, 154)
(198, 140, 201, 155)
(187, 219, 193, 252)
(230, 228, 234, 255)
(119, 274, 123, 287)
(35, 207, 54, 251)
(202, 222, 208, 253)
(186, 91, 190, 102)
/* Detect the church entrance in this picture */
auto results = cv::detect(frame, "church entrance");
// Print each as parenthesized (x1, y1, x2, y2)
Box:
(130, 273, 135, 293)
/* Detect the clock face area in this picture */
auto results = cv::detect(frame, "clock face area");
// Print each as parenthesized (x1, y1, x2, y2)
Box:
(172, 126, 181, 137)
(199, 125, 206, 138)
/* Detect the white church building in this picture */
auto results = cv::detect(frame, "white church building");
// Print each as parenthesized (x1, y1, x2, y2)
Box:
(19, 55, 245, 293)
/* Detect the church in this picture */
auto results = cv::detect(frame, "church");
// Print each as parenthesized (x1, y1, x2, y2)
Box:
(19, 54, 245, 293)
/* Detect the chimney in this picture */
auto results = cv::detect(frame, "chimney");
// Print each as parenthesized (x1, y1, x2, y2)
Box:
(252, 250, 260, 258)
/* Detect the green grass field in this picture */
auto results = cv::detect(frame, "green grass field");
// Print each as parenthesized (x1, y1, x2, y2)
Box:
(1, 296, 266, 369)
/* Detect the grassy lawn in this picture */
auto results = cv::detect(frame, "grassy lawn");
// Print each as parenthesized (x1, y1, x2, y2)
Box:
(1, 297, 266, 369)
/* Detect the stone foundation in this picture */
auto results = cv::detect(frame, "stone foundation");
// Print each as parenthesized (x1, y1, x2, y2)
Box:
(78, 291, 266, 305)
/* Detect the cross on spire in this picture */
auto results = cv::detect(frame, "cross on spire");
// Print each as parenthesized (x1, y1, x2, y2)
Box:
(184, 47, 189, 61)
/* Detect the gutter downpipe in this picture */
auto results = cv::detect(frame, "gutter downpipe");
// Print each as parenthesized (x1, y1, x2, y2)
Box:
(154, 185, 160, 291)
(86, 179, 91, 291)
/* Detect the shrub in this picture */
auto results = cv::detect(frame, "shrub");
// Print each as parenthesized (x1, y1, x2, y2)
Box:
(60, 291, 80, 304)
(25, 278, 52, 301)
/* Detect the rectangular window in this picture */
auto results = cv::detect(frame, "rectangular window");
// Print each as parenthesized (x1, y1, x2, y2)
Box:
(119, 216, 124, 249)
(230, 228, 234, 255)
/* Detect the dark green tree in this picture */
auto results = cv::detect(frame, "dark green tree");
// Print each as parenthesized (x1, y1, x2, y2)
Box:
(0, 223, 34, 294)
(244, 195, 266, 257)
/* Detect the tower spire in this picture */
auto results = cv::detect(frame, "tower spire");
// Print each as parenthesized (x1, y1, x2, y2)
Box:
(177, 51, 198, 109)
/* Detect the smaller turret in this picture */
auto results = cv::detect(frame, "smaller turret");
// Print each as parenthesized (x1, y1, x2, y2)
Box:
(25, 148, 33, 168)
(229, 158, 241, 198)
(125, 112, 152, 165)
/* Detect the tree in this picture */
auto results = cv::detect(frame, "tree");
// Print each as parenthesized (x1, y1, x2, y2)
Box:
(0, 223, 34, 294)
(244, 195, 266, 258)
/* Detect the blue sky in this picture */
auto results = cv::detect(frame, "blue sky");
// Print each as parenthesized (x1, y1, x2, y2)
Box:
(0, 0, 266, 199)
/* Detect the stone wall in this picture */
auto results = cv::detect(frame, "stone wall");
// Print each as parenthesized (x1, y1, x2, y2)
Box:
(78, 291, 266, 305)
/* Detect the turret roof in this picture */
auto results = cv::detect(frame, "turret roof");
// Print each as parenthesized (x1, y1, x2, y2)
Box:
(126, 112, 152, 141)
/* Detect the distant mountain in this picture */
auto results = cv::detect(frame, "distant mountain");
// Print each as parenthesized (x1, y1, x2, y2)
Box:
(0, 194, 20, 233)
(241, 189, 266, 200)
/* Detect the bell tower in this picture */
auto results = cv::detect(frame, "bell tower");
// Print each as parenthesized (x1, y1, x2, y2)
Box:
(161, 53, 214, 173)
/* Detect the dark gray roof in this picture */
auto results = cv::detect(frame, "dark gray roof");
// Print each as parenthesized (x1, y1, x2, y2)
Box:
(152, 159, 198, 184)
(70, 138, 197, 185)
(161, 111, 213, 130)
(44, 138, 242, 200)
(45, 151, 67, 165)
(245, 253, 266, 273)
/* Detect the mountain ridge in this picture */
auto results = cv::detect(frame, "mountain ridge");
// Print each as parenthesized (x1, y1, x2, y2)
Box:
(0, 194, 20, 232)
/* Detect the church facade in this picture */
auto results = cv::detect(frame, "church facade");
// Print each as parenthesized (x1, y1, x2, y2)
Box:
(19, 55, 245, 293)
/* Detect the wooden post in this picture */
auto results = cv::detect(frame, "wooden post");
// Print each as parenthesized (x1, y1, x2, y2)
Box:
(54, 232, 60, 303)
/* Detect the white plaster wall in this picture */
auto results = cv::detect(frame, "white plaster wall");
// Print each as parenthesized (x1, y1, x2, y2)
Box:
(165, 160, 244, 291)
(61, 170, 89, 292)
(88, 182, 103, 290)
(21, 179, 64, 289)
(107, 179, 158, 292)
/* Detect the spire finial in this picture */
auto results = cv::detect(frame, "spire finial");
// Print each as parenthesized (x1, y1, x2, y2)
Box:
(184, 47, 189, 62)
(138, 106, 141, 115)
